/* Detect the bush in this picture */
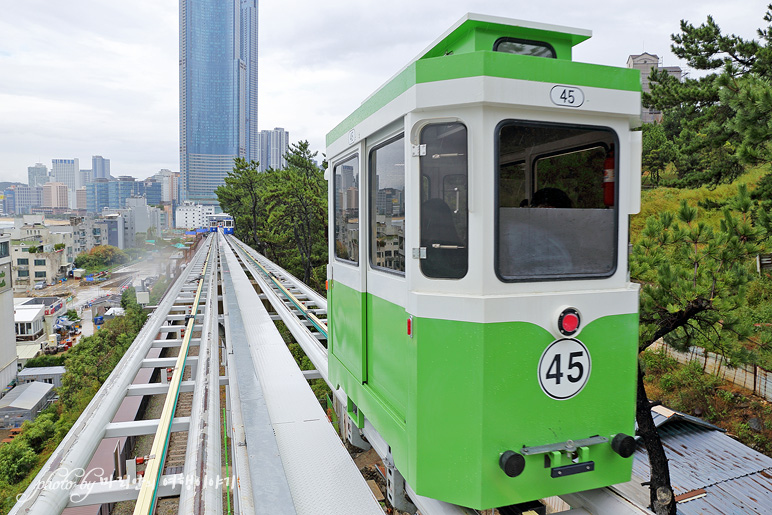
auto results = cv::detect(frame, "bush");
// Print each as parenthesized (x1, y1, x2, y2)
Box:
(23, 354, 66, 369)
(0, 440, 38, 484)
(641, 348, 678, 375)
(658, 360, 722, 415)
(19, 414, 56, 453)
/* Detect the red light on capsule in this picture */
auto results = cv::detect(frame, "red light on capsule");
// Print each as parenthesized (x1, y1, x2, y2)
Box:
(558, 308, 580, 336)
(407, 316, 413, 338)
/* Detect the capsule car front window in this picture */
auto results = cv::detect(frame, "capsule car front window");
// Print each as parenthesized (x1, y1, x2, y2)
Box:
(496, 121, 617, 281)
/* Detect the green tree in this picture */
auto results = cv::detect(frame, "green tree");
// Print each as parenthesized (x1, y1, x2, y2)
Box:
(263, 141, 327, 286)
(631, 186, 764, 513)
(645, 6, 772, 187)
(216, 158, 269, 251)
(215, 141, 329, 290)
(641, 123, 677, 185)
(74, 245, 128, 270)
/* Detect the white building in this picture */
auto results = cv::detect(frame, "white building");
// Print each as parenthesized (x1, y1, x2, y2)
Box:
(51, 158, 81, 191)
(9, 220, 74, 291)
(69, 217, 110, 255)
(14, 304, 45, 343)
(155, 169, 180, 203)
(0, 234, 18, 390)
(175, 201, 215, 229)
(258, 127, 290, 172)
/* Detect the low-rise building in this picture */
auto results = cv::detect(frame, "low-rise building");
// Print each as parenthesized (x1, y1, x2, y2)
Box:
(14, 304, 45, 342)
(17, 366, 66, 388)
(176, 201, 215, 229)
(14, 297, 66, 337)
(9, 218, 73, 291)
(0, 381, 55, 428)
(16, 345, 40, 370)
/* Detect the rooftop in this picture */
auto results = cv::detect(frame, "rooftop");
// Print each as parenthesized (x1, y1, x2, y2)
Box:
(18, 367, 66, 377)
(614, 405, 772, 513)
(14, 306, 44, 323)
(0, 381, 54, 411)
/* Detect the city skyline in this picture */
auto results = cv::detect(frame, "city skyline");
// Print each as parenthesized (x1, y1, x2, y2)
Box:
(0, 1, 765, 184)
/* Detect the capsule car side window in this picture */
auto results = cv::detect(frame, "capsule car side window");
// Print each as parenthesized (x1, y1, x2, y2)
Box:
(496, 121, 617, 281)
(419, 122, 468, 279)
(370, 135, 406, 274)
(333, 154, 359, 264)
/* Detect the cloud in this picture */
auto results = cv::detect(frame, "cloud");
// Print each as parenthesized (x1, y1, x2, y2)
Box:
(0, 0, 767, 183)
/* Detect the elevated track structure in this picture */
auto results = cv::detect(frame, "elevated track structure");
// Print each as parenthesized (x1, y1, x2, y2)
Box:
(10, 233, 646, 515)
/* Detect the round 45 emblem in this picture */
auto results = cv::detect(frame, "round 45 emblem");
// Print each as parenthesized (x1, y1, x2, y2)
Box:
(538, 338, 591, 400)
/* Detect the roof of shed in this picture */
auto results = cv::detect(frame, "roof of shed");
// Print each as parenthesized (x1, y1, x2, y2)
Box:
(0, 381, 53, 411)
(18, 366, 66, 377)
(614, 406, 772, 514)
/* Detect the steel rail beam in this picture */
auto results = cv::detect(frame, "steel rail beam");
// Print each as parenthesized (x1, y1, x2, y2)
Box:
(64, 474, 185, 507)
(219, 233, 257, 515)
(9, 237, 215, 515)
(178, 238, 222, 514)
(133, 242, 215, 515)
(233, 239, 327, 336)
(125, 377, 228, 396)
(248, 251, 328, 312)
(228, 237, 329, 382)
(221, 234, 382, 514)
(104, 417, 191, 438)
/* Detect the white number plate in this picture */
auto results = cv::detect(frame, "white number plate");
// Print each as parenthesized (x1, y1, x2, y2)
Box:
(550, 85, 584, 108)
(538, 338, 591, 400)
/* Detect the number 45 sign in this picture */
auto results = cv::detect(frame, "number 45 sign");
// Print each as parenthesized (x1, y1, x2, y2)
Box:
(550, 85, 584, 108)
(538, 338, 591, 400)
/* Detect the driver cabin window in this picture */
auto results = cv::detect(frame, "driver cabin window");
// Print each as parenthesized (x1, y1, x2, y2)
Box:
(496, 121, 617, 281)
(419, 122, 468, 279)
(494, 38, 556, 58)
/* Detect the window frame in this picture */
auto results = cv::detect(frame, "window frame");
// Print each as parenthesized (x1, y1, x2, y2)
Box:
(494, 119, 619, 283)
(493, 37, 556, 59)
(368, 133, 406, 276)
(333, 152, 361, 266)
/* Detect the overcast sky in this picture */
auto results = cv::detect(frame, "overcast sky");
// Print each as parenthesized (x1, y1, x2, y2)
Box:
(0, 1, 766, 184)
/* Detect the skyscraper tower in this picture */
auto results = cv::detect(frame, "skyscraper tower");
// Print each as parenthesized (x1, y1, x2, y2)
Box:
(92, 155, 111, 180)
(27, 163, 48, 187)
(258, 127, 290, 172)
(180, 0, 258, 203)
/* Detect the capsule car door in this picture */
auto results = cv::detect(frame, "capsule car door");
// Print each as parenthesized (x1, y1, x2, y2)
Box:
(365, 133, 409, 422)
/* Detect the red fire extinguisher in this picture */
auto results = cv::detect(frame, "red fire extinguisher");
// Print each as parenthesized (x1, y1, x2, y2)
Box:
(604, 149, 615, 207)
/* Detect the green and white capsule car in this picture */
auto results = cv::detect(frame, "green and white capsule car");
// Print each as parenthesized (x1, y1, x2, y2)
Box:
(326, 13, 642, 510)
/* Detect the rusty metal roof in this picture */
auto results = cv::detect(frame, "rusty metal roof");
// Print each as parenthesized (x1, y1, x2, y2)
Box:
(614, 408, 772, 514)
